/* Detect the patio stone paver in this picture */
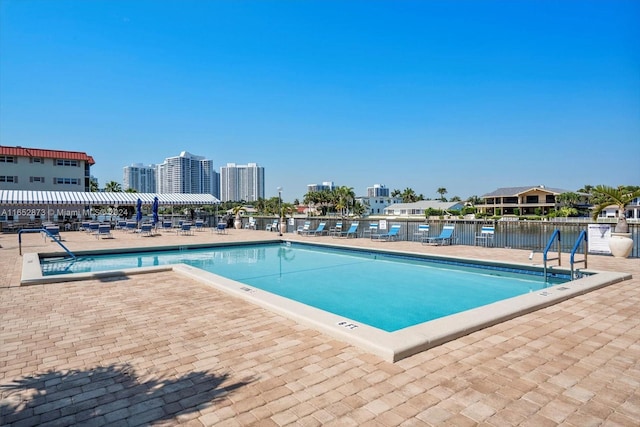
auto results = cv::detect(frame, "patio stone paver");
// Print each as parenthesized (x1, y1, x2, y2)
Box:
(1, 228, 639, 426)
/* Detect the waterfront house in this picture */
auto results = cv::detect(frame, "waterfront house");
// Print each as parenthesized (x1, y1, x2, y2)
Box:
(477, 185, 585, 216)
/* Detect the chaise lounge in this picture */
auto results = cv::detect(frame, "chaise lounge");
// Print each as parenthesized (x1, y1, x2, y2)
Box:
(371, 224, 401, 241)
(422, 224, 455, 246)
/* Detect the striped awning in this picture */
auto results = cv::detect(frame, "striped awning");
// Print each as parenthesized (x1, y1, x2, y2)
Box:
(0, 190, 220, 206)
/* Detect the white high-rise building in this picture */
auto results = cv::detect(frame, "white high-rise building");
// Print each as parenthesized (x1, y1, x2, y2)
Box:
(123, 163, 156, 193)
(220, 162, 264, 202)
(367, 184, 389, 197)
(307, 181, 335, 193)
(156, 151, 216, 195)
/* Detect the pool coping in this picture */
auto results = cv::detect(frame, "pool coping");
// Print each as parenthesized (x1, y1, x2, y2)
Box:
(22, 240, 632, 362)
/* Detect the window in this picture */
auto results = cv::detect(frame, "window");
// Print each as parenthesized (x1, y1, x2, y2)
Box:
(29, 157, 44, 163)
(526, 195, 539, 204)
(30, 176, 45, 183)
(54, 177, 80, 185)
(503, 197, 518, 204)
(0, 176, 17, 183)
(546, 195, 556, 203)
(56, 159, 79, 167)
(0, 156, 17, 163)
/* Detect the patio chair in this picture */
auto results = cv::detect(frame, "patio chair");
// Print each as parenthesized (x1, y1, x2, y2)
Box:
(413, 224, 430, 242)
(96, 224, 113, 239)
(301, 222, 327, 236)
(362, 222, 379, 239)
(372, 224, 401, 241)
(334, 222, 359, 238)
(422, 224, 455, 246)
(194, 220, 205, 231)
(475, 225, 495, 247)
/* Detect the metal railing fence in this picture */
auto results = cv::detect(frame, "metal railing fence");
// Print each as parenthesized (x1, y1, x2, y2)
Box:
(254, 217, 640, 258)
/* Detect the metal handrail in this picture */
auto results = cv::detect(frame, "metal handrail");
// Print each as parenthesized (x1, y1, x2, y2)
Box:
(570, 230, 588, 280)
(543, 229, 561, 281)
(18, 228, 76, 258)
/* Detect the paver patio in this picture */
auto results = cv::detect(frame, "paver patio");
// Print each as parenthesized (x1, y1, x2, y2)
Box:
(1, 227, 638, 426)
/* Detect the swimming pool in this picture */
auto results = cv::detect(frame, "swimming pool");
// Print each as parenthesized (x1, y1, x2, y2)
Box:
(25, 241, 630, 362)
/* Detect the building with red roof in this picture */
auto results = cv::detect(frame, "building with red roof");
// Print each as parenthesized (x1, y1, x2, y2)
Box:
(0, 145, 95, 192)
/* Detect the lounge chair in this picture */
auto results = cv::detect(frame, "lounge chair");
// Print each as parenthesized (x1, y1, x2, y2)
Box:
(87, 222, 100, 234)
(422, 224, 455, 246)
(194, 220, 205, 231)
(160, 220, 173, 233)
(334, 222, 359, 238)
(43, 225, 61, 242)
(215, 222, 227, 234)
(297, 221, 311, 234)
(413, 224, 430, 242)
(301, 222, 327, 236)
(266, 219, 278, 232)
(329, 222, 343, 237)
(475, 225, 495, 247)
(244, 217, 256, 229)
(96, 224, 113, 239)
(363, 222, 379, 239)
(372, 224, 401, 241)
(139, 223, 154, 237)
(125, 221, 137, 233)
(179, 222, 193, 236)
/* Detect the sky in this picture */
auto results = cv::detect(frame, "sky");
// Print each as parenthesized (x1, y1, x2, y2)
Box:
(1, 0, 639, 202)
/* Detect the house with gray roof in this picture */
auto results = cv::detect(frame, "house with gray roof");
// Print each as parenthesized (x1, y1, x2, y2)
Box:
(478, 185, 576, 216)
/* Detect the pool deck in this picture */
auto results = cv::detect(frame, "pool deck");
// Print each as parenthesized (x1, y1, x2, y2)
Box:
(1, 228, 639, 426)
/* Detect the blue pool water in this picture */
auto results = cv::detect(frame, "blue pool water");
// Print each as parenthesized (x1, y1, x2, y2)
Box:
(41, 243, 568, 332)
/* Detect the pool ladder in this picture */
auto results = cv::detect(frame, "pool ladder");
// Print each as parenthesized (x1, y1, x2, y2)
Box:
(570, 230, 588, 279)
(542, 229, 588, 282)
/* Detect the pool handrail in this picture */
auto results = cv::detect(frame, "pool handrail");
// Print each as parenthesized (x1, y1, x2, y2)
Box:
(570, 230, 588, 280)
(18, 228, 76, 259)
(543, 229, 561, 281)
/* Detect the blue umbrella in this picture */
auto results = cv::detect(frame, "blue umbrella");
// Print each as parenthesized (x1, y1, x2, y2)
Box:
(152, 196, 159, 225)
(136, 198, 142, 225)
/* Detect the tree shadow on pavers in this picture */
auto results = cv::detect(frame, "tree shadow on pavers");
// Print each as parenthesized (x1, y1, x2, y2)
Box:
(0, 363, 254, 426)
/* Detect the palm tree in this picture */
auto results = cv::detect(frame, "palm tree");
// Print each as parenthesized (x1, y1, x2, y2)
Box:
(400, 188, 418, 203)
(591, 185, 640, 233)
(556, 192, 580, 208)
(436, 187, 448, 202)
(351, 201, 366, 217)
(89, 179, 99, 192)
(104, 181, 122, 192)
(466, 195, 482, 206)
(333, 186, 355, 217)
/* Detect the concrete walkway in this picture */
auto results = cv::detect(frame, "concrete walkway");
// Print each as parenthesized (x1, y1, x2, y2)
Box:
(1, 227, 638, 426)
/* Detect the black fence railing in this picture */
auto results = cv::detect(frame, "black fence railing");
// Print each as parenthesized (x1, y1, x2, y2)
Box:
(249, 217, 639, 258)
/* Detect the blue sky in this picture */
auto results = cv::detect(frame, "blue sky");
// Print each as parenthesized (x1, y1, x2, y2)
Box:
(1, 0, 639, 202)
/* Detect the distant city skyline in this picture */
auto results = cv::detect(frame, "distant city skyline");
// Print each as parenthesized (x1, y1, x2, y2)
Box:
(2, 1, 638, 202)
